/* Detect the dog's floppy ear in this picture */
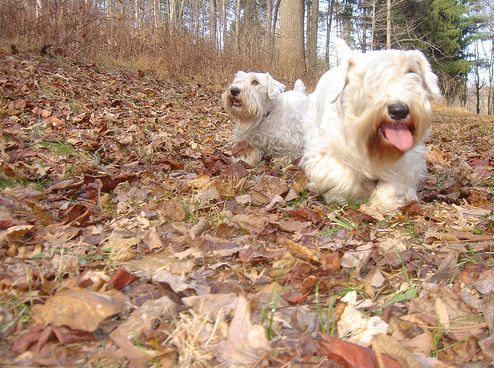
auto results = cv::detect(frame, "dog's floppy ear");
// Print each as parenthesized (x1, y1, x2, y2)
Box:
(234, 70, 247, 80)
(265, 73, 286, 99)
(293, 79, 307, 95)
(334, 37, 356, 66)
(413, 51, 443, 102)
(327, 38, 357, 102)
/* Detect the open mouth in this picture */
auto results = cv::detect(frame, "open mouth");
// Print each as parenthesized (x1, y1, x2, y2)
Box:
(230, 96, 242, 107)
(379, 118, 415, 152)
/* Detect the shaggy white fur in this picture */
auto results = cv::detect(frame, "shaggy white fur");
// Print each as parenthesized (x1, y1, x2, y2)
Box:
(302, 39, 442, 209)
(222, 71, 309, 166)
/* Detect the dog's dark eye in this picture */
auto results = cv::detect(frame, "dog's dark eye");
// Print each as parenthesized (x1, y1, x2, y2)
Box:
(251, 80, 259, 86)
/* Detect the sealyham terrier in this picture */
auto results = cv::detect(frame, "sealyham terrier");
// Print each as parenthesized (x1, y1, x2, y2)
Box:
(222, 71, 309, 167)
(302, 39, 442, 209)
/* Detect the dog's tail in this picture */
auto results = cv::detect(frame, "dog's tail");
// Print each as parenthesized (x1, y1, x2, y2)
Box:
(293, 79, 307, 95)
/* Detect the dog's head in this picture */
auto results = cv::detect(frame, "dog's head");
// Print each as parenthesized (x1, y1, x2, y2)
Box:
(329, 39, 442, 165)
(222, 71, 285, 129)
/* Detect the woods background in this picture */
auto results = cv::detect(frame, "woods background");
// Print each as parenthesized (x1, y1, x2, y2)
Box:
(1, 0, 493, 114)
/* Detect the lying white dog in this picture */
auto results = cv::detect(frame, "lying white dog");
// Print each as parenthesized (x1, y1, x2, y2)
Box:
(302, 39, 442, 209)
(222, 71, 309, 166)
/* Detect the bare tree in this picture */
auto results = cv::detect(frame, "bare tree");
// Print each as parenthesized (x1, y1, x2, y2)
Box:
(386, 0, 391, 48)
(307, 0, 319, 71)
(210, 0, 217, 47)
(325, 0, 335, 64)
(278, 0, 306, 78)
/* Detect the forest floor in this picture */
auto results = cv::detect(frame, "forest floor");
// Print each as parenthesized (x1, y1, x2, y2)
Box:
(1, 51, 494, 368)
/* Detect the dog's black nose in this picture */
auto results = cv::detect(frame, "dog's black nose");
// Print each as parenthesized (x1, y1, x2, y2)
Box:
(387, 103, 410, 120)
(230, 87, 240, 96)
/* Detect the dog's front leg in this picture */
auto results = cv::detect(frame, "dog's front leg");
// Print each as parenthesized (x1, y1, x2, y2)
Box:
(370, 180, 418, 210)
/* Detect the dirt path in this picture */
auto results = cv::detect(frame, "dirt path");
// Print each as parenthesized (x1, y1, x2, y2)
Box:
(1, 53, 494, 367)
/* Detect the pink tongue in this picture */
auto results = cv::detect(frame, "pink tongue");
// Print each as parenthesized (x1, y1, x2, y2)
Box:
(383, 125, 413, 151)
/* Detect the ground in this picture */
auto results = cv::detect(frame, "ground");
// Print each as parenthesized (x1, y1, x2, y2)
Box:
(1, 52, 494, 368)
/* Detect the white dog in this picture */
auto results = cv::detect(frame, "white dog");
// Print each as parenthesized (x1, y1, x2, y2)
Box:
(302, 39, 442, 209)
(222, 71, 309, 166)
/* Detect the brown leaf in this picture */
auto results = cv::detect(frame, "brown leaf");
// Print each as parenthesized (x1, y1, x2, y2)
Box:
(11, 325, 44, 353)
(238, 245, 285, 264)
(319, 335, 401, 368)
(287, 207, 325, 224)
(398, 200, 424, 216)
(109, 269, 139, 290)
(275, 219, 310, 233)
(283, 238, 320, 265)
(222, 162, 249, 177)
(32, 288, 128, 332)
(11, 325, 96, 353)
(249, 175, 289, 205)
(344, 208, 375, 224)
(109, 296, 180, 366)
(215, 296, 269, 367)
(283, 289, 309, 305)
(231, 213, 268, 233)
(321, 252, 341, 272)
(162, 198, 186, 221)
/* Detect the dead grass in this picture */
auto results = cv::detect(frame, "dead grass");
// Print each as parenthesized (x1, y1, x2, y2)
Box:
(0, 1, 320, 87)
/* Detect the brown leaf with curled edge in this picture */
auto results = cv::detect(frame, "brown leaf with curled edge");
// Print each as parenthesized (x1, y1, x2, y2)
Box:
(162, 198, 186, 221)
(32, 288, 129, 332)
(283, 289, 309, 305)
(84, 172, 138, 192)
(232, 213, 268, 233)
(275, 219, 310, 233)
(319, 335, 401, 368)
(109, 269, 139, 290)
(109, 295, 181, 367)
(344, 208, 375, 224)
(11, 325, 96, 353)
(238, 245, 285, 264)
(215, 296, 269, 367)
(222, 162, 249, 177)
(250, 175, 289, 205)
(399, 200, 424, 217)
(283, 238, 320, 265)
(287, 207, 326, 224)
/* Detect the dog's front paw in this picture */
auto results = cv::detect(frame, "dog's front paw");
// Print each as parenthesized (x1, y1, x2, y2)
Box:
(232, 141, 262, 167)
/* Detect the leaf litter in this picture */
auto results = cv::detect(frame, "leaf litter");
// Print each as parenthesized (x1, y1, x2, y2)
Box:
(1, 52, 494, 367)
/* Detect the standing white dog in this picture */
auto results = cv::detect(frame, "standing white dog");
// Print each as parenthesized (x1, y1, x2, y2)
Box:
(302, 39, 442, 209)
(222, 71, 309, 166)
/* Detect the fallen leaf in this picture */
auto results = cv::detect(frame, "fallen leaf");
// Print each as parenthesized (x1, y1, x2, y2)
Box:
(32, 288, 128, 332)
(249, 175, 288, 205)
(109, 269, 139, 290)
(215, 296, 269, 367)
(319, 335, 401, 368)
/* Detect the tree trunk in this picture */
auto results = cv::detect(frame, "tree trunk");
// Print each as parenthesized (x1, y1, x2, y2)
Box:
(234, 0, 241, 51)
(278, 0, 306, 78)
(488, 39, 494, 115)
(210, 0, 217, 47)
(370, 0, 376, 50)
(266, 0, 273, 35)
(386, 0, 391, 49)
(273, 0, 281, 35)
(35, 0, 42, 19)
(153, 0, 158, 28)
(325, 0, 335, 65)
(221, 0, 227, 49)
(308, 0, 319, 71)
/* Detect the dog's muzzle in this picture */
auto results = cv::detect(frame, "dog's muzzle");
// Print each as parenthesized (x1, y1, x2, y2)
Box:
(380, 102, 414, 152)
(229, 86, 242, 107)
